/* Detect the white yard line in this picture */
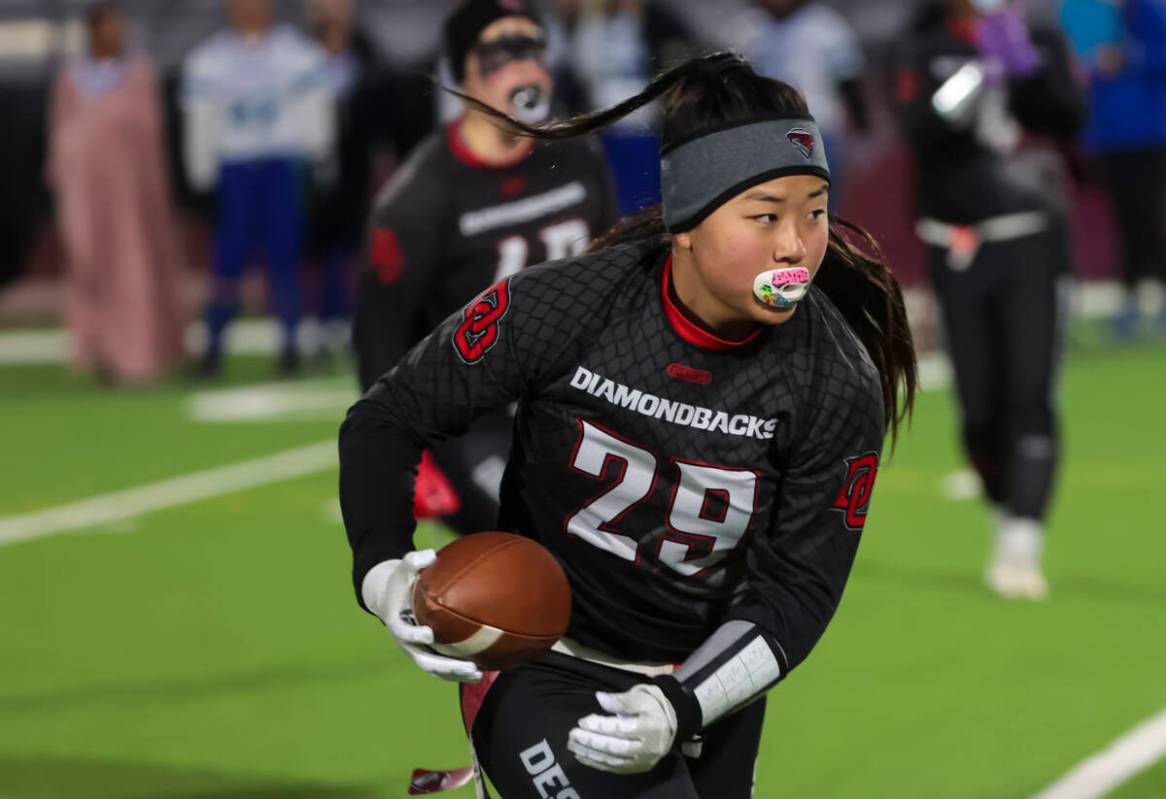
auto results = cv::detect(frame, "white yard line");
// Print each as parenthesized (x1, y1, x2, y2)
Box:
(187, 377, 355, 422)
(0, 441, 336, 548)
(917, 352, 951, 392)
(1031, 708, 1166, 799)
(0, 328, 68, 364)
(0, 319, 291, 365)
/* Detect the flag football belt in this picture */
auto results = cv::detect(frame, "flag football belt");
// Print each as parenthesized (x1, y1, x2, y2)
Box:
(916, 211, 1049, 272)
(660, 114, 831, 233)
(551, 636, 677, 677)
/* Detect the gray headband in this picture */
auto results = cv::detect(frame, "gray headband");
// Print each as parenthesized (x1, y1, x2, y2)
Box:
(661, 115, 831, 232)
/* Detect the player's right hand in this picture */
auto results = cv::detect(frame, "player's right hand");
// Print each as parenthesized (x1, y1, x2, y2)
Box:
(363, 550, 484, 683)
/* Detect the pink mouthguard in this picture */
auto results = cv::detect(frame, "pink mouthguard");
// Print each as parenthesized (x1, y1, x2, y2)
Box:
(769, 267, 811, 286)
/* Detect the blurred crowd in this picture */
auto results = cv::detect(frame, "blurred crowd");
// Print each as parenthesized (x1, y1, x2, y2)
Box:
(13, 0, 1166, 382)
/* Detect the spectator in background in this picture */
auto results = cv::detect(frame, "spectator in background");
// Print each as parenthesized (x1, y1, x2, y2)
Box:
(1060, 0, 1166, 339)
(720, 0, 869, 209)
(894, 0, 1085, 600)
(182, 0, 334, 377)
(550, 0, 701, 212)
(304, 0, 386, 364)
(46, 2, 186, 383)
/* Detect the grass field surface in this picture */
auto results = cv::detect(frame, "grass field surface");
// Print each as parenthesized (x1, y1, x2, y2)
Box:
(1, 341, 1162, 799)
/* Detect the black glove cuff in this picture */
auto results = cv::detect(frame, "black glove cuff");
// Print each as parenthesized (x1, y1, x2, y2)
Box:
(650, 674, 703, 743)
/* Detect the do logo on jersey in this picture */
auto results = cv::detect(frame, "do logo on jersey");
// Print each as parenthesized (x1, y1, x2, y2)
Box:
(786, 128, 816, 159)
(832, 452, 879, 531)
(453, 279, 511, 364)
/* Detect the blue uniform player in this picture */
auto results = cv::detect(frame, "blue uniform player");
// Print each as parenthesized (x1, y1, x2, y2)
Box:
(182, 0, 334, 375)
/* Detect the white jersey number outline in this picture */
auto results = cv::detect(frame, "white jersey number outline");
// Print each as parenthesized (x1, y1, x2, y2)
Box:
(565, 419, 758, 576)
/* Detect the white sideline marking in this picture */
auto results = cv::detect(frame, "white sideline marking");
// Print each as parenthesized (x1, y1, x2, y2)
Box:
(939, 467, 982, 501)
(188, 377, 355, 422)
(0, 319, 294, 365)
(1030, 708, 1166, 799)
(0, 441, 336, 548)
(0, 329, 67, 364)
(917, 352, 951, 392)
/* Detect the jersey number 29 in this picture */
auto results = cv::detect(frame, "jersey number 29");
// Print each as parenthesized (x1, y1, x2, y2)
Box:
(565, 419, 758, 577)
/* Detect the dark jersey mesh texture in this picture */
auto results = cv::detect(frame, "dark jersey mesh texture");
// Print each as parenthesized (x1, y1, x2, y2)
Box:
(341, 238, 885, 670)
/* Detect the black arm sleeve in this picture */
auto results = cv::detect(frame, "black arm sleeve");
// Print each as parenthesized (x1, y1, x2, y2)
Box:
(341, 253, 619, 609)
(894, 41, 974, 151)
(1008, 27, 1087, 141)
(355, 149, 447, 390)
(342, 278, 529, 607)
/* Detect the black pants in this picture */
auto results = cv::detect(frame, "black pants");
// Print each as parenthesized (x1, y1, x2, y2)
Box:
(1099, 146, 1166, 289)
(464, 652, 765, 799)
(928, 227, 1066, 522)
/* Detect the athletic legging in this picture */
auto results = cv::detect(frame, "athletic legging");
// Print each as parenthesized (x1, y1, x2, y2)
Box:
(928, 223, 1068, 522)
(1099, 146, 1166, 290)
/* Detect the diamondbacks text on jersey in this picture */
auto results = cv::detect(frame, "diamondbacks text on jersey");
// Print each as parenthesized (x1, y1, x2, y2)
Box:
(341, 237, 885, 673)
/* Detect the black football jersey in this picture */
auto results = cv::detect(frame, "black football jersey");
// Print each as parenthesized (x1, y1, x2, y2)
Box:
(341, 237, 885, 671)
(354, 122, 618, 389)
(893, 22, 1084, 224)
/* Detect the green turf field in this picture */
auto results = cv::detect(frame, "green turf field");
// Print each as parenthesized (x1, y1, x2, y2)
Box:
(1, 343, 1163, 799)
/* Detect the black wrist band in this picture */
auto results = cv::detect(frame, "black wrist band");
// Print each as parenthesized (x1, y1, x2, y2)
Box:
(650, 674, 703, 743)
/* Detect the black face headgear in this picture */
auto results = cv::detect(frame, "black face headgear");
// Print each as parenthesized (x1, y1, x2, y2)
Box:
(443, 0, 541, 83)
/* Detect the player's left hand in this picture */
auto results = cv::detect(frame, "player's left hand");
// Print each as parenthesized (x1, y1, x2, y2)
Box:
(567, 684, 677, 774)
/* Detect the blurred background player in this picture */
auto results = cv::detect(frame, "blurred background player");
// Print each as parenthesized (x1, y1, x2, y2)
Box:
(353, 0, 618, 536)
(182, 0, 335, 377)
(719, 0, 869, 210)
(46, 1, 186, 384)
(302, 0, 385, 365)
(894, 0, 1086, 599)
(548, 0, 701, 213)
(342, 52, 916, 798)
(1060, 0, 1166, 340)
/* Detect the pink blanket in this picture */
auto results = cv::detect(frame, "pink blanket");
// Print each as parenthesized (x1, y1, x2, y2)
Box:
(47, 57, 186, 381)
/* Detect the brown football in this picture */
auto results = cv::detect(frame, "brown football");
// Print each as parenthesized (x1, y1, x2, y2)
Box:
(412, 532, 571, 671)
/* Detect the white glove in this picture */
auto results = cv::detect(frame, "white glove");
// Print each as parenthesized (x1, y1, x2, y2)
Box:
(567, 684, 678, 774)
(361, 550, 483, 683)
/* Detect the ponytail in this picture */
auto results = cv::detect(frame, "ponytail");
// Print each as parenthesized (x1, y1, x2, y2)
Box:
(819, 218, 916, 442)
(439, 51, 748, 144)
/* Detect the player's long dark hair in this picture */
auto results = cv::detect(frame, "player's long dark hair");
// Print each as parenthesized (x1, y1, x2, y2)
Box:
(446, 52, 916, 440)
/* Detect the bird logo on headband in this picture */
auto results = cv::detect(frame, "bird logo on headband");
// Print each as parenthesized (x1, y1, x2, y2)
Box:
(786, 129, 816, 159)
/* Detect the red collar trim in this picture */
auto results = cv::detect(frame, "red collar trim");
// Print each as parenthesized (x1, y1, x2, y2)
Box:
(446, 119, 534, 170)
(661, 254, 763, 351)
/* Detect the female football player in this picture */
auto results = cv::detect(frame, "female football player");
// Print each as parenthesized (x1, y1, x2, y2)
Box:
(341, 52, 916, 798)
(895, 0, 1085, 599)
(353, 0, 617, 535)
